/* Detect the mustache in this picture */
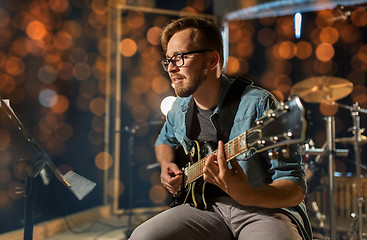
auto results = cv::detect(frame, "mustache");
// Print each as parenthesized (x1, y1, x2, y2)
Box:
(170, 74, 185, 80)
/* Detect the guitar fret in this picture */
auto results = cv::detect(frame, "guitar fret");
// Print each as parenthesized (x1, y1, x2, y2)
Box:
(185, 133, 250, 185)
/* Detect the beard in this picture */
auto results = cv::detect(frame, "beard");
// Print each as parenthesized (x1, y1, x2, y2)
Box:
(172, 70, 207, 97)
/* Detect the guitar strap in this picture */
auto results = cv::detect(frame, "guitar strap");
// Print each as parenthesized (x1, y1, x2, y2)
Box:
(185, 75, 253, 144)
(217, 75, 253, 143)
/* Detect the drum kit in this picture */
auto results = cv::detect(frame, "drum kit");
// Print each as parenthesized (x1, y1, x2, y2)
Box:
(290, 76, 367, 240)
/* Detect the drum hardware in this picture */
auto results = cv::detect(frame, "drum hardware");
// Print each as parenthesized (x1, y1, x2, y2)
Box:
(336, 134, 367, 145)
(343, 102, 366, 240)
(299, 145, 349, 158)
(291, 76, 356, 240)
(326, 116, 337, 240)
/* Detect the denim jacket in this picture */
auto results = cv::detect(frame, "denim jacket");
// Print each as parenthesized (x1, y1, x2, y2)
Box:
(155, 75, 312, 240)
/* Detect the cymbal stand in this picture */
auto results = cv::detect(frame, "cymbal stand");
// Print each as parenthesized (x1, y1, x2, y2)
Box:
(326, 116, 337, 240)
(351, 103, 364, 240)
(339, 102, 367, 240)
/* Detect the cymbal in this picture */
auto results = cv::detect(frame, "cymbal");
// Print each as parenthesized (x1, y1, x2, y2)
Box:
(336, 135, 367, 145)
(290, 76, 353, 103)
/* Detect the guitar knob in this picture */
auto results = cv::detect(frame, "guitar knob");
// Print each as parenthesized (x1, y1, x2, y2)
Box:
(268, 150, 279, 160)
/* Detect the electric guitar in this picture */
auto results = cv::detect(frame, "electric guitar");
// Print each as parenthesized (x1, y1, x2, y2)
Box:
(171, 95, 307, 209)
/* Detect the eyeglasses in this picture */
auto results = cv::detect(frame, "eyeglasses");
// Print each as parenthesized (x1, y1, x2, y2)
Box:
(161, 49, 213, 72)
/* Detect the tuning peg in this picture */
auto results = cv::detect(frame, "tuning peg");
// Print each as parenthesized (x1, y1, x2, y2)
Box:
(279, 101, 290, 110)
(284, 131, 293, 139)
(264, 109, 276, 118)
(270, 136, 279, 143)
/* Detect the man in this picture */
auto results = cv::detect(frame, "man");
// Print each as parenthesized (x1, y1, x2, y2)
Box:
(129, 17, 312, 240)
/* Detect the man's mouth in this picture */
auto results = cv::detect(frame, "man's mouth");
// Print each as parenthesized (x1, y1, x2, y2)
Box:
(171, 76, 184, 85)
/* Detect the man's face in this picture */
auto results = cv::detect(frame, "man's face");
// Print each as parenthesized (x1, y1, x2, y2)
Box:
(165, 28, 209, 97)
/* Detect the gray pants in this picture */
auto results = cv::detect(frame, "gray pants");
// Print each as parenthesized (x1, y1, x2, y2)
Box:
(129, 196, 302, 240)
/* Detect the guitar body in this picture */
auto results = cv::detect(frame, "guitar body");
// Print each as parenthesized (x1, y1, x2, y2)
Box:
(171, 141, 216, 209)
(169, 96, 307, 211)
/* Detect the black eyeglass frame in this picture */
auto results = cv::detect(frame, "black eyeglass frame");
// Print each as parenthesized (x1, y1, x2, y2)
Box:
(161, 49, 213, 72)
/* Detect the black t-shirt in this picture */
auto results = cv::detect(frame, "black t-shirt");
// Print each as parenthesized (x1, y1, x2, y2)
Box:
(188, 103, 217, 143)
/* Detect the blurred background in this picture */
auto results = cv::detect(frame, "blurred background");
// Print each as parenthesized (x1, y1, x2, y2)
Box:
(0, 0, 366, 239)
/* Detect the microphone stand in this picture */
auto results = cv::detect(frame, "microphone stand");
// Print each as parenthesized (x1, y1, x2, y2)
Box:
(124, 125, 136, 238)
(121, 120, 165, 237)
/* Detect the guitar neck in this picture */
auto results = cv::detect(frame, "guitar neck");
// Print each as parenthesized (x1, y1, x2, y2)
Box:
(185, 131, 248, 185)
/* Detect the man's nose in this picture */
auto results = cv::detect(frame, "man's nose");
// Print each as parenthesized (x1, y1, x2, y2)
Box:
(168, 62, 179, 72)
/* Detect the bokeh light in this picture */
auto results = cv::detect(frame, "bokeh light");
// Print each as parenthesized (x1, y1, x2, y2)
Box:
(319, 27, 339, 44)
(160, 96, 176, 116)
(152, 76, 170, 94)
(53, 31, 73, 50)
(95, 152, 113, 170)
(6, 56, 25, 76)
(295, 41, 312, 59)
(73, 62, 92, 81)
(320, 100, 338, 116)
(226, 56, 240, 75)
(132, 104, 149, 122)
(119, 38, 137, 57)
(91, 0, 109, 15)
(278, 41, 295, 59)
(39, 89, 58, 107)
(26, 20, 47, 40)
(127, 11, 145, 29)
(149, 185, 168, 204)
(89, 97, 105, 116)
(107, 179, 124, 197)
(315, 43, 334, 62)
(146, 26, 161, 46)
(235, 40, 254, 58)
(38, 65, 58, 84)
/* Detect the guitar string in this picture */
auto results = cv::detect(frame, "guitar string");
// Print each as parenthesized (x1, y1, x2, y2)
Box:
(186, 135, 245, 183)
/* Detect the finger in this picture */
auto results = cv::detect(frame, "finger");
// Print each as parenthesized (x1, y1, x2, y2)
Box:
(229, 158, 242, 173)
(168, 164, 183, 176)
(204, 154, 219, 176)
(216, 140, 228, 171)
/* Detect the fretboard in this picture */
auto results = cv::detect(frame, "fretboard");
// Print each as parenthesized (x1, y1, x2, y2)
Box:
(184, 131, 248, 186)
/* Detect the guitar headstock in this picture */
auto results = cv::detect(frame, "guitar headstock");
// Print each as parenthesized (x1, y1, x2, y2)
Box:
(243, 95, 306, 153)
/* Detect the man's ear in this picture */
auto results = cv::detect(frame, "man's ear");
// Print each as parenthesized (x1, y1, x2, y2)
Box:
(208, 51, 220, 70)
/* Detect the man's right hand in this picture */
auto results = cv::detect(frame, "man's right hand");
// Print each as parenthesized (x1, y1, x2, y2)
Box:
(160, 162, 183, 194)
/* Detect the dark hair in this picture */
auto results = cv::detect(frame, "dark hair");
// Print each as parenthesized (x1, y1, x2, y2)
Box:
(161, 17, 224, 68)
